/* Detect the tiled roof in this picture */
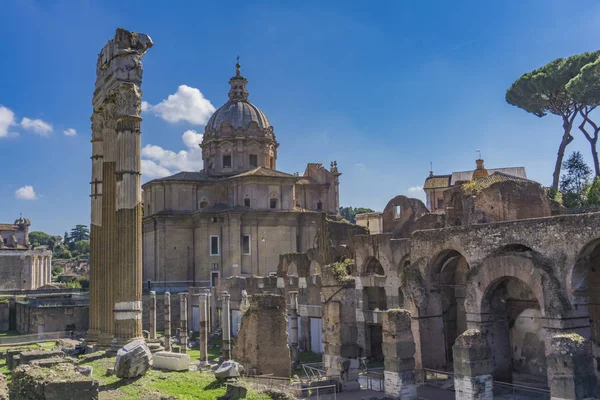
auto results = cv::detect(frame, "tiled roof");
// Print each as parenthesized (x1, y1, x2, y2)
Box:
(451, 167, 526, 185)
(229, 167, 295, 179)
(147, 171, 218, 183)
(0, 224, 18, 231)
(423, 175, 451, 189)
(470, 171, 534, 191)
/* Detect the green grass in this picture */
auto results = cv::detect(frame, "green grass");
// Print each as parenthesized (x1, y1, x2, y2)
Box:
(79, 353, 271, 400)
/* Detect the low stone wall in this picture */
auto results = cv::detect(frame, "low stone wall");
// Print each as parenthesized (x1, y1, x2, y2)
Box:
(15, 302, 88, 334)
(11, 363, 98, 400)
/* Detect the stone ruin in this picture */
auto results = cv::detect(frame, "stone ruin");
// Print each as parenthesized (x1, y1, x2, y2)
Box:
(234, 293, 291, 377)
(11, 363, 98, 400)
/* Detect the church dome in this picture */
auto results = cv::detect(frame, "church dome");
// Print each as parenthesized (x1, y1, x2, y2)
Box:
(206, 100, 271, 131)
(204, 61, 273, 135)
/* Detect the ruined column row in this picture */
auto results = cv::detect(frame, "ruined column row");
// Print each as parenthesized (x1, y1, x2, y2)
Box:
(87, 28, 153, 349)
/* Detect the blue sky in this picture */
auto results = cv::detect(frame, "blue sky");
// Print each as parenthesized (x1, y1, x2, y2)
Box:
(1, 0, 599, 235)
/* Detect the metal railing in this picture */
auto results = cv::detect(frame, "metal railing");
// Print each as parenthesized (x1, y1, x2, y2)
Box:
(244, 375, 337, 399)
(359, 368, 384, 391)
(144, 280, 211, 293)
(302, 362, 326, 380)
(0, 288, 86, 296)
(0, 331, 75, 346)
(419, 368, 550, 399)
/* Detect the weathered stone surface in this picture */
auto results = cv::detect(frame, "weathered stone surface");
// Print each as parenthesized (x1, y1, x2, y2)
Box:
(10, 350, 65, 370)
(215, 360, 243, 379)
(0, 373, 8, 400)
(217, 383, 247, 400)
(382, 309, 417, 399)
(11, 363, 98, 400)
(453, 330, 493, 400)
(152, 351, 190, 371)
(114, 340, 153, 378)
(234, 294, 290, 377)
(547, 333, 597, 400)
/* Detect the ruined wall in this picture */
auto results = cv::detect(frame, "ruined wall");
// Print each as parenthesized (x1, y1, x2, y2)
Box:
(141, 293, 181, 334)
(381, 195, 430, 238)
(15, 303, 89, 334)
(234, 294, 291, 377)
(0, 252, 27, 290)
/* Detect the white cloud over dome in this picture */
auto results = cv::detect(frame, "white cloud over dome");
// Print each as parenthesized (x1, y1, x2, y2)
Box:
(143, 85, 215, 125)
(141, 130, 204, 179)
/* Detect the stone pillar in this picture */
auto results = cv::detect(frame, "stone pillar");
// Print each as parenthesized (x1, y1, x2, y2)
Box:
(33, 256, 39, 289)
(164, 292, 171, 352)
(91, 28, 152, 351)
(221, 292, 231, 361)
(289, 291, 299, 367)
(382, 309, 417, 400)
(547, 333, 597, 400)
(205, 288, 212, 333)
(149, 291, 156, 339)
(180, 293, 188, 354)
(199, 293, 208, 365)
(452, 329, 493, 400)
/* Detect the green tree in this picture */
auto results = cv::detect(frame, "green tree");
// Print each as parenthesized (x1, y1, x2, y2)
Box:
(69, 225, 90, 243)
(585, 177, 600, 206)
(52, 264, 64, 277)
(566, 55, 600, 177)
(560, 151, 592, 208)
(28, 231, 53, 248)
(506, 52, 600, 190)
(74, 240, 90, 256)
(339, 206, 375, 224)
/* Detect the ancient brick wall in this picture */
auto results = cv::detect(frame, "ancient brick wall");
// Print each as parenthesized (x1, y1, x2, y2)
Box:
(15, 303, 89, 334)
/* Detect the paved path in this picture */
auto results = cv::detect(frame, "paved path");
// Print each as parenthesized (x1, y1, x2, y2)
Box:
(308, 386, 455, 400)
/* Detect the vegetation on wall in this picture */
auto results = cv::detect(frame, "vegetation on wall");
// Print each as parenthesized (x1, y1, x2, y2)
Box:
(339, 206, 375, 224)
(559, 151, 600, 208)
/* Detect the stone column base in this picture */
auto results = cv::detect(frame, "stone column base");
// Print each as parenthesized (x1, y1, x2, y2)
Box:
(86, 329, 101, 343)
(384, 370, 417, 399)
(97, 332, 114, 349)
(454, 374, 493, 400)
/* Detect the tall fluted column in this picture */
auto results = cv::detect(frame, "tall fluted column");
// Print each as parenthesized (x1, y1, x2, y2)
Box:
(289, 291, 299, 367)
(87, 118, 103, 342)
(199, 293, 208, 365)
(180, 293, 188, 354)
(221, 292, 231, 361)
(111, 85, 145, 349)
(99, 108, 117, 348)
(91, 28, 152, 350)
(164, 292, 172, 351)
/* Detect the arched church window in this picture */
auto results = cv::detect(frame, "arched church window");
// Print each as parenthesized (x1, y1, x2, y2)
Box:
(317, 201, 323, 211)
(244, 197, 251, 207)
(270, 198, 278, 209)
(269, 157, 274, 169)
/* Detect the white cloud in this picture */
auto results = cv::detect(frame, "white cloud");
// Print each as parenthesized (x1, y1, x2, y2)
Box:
(15, 185, 37, 200)
(143, 85, 215, 125)
(141, 130, 204, 179)
(0, 105, 16, 138)
(63, 128, 77, 136)
(355, 163, 366, 168)
(21, 117, 53, 135)
(408, 185, 423, 193)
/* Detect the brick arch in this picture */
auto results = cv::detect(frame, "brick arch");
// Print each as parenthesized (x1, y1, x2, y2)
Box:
(569, 237, 600, 301)
(361, 256, 385, 277)
(466, 253, 551, 317)
(428, 248, 469, 284)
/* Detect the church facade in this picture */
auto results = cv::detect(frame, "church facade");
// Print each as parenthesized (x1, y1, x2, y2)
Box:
(142, 62, 341, 288)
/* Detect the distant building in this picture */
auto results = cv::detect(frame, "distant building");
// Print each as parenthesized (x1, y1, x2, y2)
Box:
(0, 217, 52, 290)
(355, 212, 383, 234)
(142, 62, 342, 288)
(423, 159, 527, 212)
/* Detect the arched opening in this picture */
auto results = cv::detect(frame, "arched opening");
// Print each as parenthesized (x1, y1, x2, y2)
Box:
(433, 250, 469, 366)
(364, 257, 384, 276)
(269, 198, 278, 209)
(572, 238, 600, 375)
(317, 200, 323, 211)
(482, 276, 547, 387)
(244, 197, 251, 207)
